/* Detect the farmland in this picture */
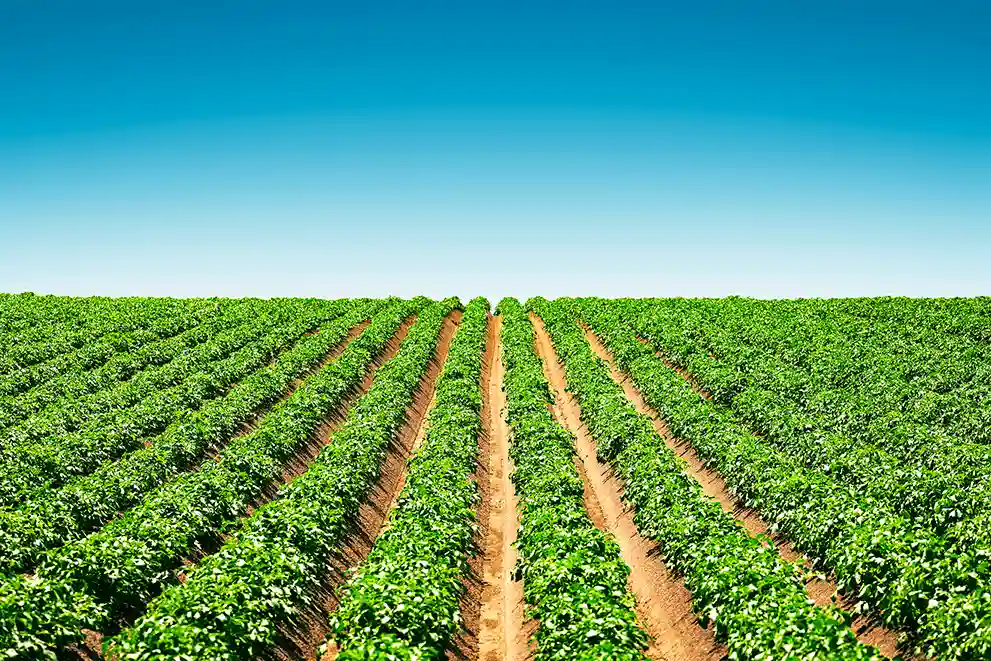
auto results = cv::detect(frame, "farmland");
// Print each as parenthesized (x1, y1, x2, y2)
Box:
(0, 293, 990, 660)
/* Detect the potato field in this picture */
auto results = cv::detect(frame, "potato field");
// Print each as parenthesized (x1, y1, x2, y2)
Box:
(0, 293, 989, 661)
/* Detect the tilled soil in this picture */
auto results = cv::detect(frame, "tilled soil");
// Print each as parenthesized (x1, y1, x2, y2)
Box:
(476, 314, 531, 661)
(64, 309, 907, 661)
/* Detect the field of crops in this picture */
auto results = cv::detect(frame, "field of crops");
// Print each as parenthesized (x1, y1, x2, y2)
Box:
(0, 293, 989, 661)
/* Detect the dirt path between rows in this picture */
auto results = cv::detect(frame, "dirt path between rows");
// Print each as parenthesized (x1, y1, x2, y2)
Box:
(315, 311, 461, 661)
(530, 314, 723, 661)
(582, 325, 902, 658)
(477, 314, 529, 661)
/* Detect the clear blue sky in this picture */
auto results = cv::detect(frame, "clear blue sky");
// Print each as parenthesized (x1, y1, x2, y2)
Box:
(1, 0, 988, 298)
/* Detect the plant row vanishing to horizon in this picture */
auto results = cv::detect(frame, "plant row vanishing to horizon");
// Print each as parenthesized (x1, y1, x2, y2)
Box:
(2, 293, 990, 659)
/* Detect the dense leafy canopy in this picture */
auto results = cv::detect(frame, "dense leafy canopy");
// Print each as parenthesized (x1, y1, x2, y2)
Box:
(112, 298, 457, 661)
(0, 299, 422, 657)
(2, 294, 990, 660)
(499, 298, 649, 660)
(531, 297, 884, 660)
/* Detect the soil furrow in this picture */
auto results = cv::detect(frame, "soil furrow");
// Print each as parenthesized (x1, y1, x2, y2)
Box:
(295, 311, 461, 661)
(451, 313, 491, 661)
(582, 325, 902, 657)
(477, 314, 529, 661)
(530, 314, 722, 661)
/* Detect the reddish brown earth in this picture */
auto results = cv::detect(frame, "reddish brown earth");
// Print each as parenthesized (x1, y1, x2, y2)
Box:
(583, 324, 902, 658)
(60, 309, 909, 661)
(476, 314, 531, 661)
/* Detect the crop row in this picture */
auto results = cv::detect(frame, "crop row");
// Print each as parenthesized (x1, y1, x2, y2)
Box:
(329, 296, 489, 657)
(0, 300, 380, 574)
(840, 297, 991, 345)
(0, 303, 345, 507)
(0, 295, 125, 345)
(111, 298, 457, 661)
(0, 297, 218, 375)
(530, 298, 884, 660)
(0, 299, 341, 427)
(620, 299, 991, 578)
(824, 298, 991, 427)
(581, 299, 991, 660)
(0, 298, 422, 658)
(629, 300, 991, 541)
(498, 298, 649, 660)
(0, 301, 219, 405)
(0, 294, 101, 347)
(0, 295, 216, 351)
(0, 296, 142, 368)
(0, 321, 212, 424)
(628, 299, 991, 486)
(1, 313, 272, 449)
(0, 299, 323, 448)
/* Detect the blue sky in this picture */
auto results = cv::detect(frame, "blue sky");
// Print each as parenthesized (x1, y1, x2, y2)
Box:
(1, 0, 989, 298)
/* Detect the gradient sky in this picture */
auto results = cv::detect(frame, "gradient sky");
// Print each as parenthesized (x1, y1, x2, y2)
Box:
(1, 0, 989, 299)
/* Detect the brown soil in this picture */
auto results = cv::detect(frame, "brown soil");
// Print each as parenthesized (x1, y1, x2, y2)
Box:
(299, 311, 462, 661)
(582, 325, 902, 658)
(55, 311, 909, 661)
(530, 314, 724, 661)
(63, 631, 104, 661)
(476, 314, 531, 661)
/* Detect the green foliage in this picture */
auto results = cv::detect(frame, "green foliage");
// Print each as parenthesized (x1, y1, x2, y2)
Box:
(497, 298, 649, 661)
(0, 301, 380, 574)
(0, 300, 351, 507)
(109, 298, 459, 661)
(581, 298, 991, 660)
(329, 297, 489, 657)
(0, 299, 424, 658)
(626, 297, 991, 532)
(0, 297, 214, 375)
(4, 293, 991, 660)
(530, 297, 885, 661)
(0, 302, 214, 417)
